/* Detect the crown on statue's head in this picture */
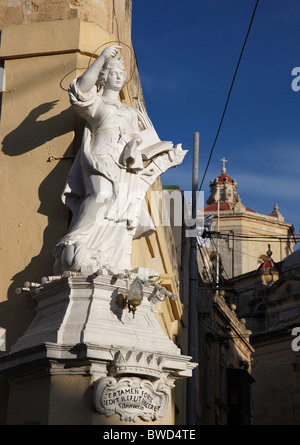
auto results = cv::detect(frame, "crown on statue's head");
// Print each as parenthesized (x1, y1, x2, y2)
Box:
(103, 56, 126, 71)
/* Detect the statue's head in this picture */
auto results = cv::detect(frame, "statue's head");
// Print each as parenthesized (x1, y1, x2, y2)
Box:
(98, 56, 127, 92)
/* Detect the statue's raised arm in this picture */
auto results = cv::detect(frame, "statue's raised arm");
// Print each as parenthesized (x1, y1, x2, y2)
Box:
(77, 45, 122, 94)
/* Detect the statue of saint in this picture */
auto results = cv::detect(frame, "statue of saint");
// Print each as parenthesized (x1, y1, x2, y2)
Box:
(53, 45, 187, 274)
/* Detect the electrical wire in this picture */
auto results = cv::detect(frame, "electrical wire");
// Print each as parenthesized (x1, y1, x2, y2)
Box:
(210, 236, 232, 283)
(198, 245, 214, 286)
(210, 236, 222, 283)
(220, 237, 298, 244)
(208, 231, 299, 243)
(198, 0, 260, 192)
(217, 232, 297, 239)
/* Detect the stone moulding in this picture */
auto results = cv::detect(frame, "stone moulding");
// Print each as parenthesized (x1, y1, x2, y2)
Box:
(110, 350, 164, 379)
(0, 273, 197, 422)
(11, 274, 182, 357)
(0, 342, 196, 386)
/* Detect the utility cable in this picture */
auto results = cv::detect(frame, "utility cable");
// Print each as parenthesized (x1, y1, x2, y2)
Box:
(207, 231, 299, 242)
(210, 236, 232, 283)
(198, 0, 260, 192)
(198, 245, 214, 286)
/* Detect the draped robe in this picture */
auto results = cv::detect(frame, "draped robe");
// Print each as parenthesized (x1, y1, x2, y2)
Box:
(53, 79, 187, 274)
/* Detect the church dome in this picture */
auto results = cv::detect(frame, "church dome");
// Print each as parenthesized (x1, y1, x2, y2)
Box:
(217, 173, 233, 183)
(204, 202, 231, 212)
(203, 202, 256, 213)
(205, 158, 257, 214)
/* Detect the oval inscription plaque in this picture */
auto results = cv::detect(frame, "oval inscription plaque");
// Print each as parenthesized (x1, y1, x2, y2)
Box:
(93, 376, 170, 422)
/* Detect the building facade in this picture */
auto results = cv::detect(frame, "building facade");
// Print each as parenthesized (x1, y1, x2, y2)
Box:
(198, 160, 297, 281)
(166, 185, 255, 425)
(196, 287, 254, 425)
(229, 248, 300, 424)
(195, 160, 298, 425)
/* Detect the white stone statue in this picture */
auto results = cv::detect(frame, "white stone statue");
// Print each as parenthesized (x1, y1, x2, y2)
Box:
(53, 45, 187, 275)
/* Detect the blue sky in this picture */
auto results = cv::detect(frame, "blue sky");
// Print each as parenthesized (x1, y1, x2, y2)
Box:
(131, 0, 300, 241)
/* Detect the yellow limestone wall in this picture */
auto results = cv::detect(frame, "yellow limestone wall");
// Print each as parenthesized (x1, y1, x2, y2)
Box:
(0, 3, 184, 426)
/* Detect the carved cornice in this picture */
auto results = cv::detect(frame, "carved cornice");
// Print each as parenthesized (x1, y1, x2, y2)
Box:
(110, 350, 164, 380)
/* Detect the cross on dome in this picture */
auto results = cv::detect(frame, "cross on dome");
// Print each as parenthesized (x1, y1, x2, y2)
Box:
(221, 156, 227, 174)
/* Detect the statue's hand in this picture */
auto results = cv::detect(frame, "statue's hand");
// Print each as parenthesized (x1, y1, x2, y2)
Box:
(169, 144, 187, 165)
(130, 134, 143, 146)
(122, 136, 143, 170)
(101, 45, 122, 61)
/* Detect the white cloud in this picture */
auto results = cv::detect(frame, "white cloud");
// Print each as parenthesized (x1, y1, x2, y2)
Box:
(139, 73, 181, 95)
(236, 171, 300, 201)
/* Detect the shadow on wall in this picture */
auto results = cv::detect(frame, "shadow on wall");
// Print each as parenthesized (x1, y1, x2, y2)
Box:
(0, 100, 84, 351)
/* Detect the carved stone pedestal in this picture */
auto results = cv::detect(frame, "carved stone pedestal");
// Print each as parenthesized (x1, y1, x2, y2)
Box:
(0, 273, 196, 425)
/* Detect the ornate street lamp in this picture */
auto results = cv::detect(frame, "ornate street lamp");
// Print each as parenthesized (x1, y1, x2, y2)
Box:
(116, 277, 144, 318)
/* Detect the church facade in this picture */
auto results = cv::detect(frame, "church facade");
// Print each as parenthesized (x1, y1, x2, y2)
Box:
(195, 159, 298, 424)
(198, 159, 297, 282)
(198, 160, 300, 425)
